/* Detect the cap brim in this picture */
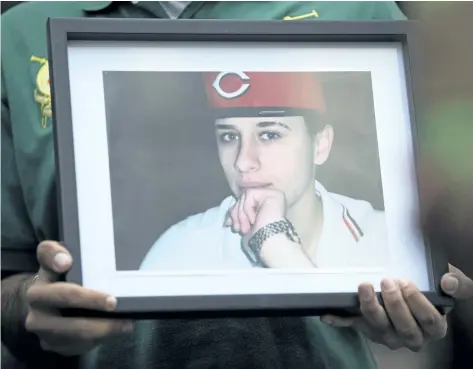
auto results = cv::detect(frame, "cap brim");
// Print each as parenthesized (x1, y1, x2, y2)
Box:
(210, 107, 320, 120)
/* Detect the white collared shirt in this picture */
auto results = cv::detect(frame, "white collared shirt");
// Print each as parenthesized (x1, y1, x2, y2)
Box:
(139, 181, 389, 271)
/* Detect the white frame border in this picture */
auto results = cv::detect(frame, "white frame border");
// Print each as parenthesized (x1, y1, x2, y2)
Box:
(66, 40, 430, 298)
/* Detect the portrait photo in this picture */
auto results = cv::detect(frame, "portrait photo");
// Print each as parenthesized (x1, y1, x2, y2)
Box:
(103, 71, 388, 273)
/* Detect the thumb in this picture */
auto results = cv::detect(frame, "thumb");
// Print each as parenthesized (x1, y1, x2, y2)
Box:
(441, 264, 473, 299)
(36, 241, 73, 283)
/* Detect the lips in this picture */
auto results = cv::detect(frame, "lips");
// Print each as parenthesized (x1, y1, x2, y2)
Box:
(237, 182, 271, 191)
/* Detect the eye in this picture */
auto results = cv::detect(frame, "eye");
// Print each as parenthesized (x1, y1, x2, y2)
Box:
(259, 131, 282, 141)
(218, 132, 240, 143)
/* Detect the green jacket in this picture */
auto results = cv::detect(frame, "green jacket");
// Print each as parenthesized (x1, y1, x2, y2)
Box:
(1, 2, 406, 369)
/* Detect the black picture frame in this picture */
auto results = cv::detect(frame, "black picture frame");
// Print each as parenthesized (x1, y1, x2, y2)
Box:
(47, 17, 453, 319)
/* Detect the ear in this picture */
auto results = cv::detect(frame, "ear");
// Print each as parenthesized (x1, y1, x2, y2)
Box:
(313, 125, 334, 165)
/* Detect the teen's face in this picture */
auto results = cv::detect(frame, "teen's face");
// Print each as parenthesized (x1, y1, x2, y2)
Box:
(214, 116, 333, 206)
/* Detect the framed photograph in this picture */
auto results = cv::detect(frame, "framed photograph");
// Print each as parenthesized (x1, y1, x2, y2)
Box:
(47, 18, 452, 318)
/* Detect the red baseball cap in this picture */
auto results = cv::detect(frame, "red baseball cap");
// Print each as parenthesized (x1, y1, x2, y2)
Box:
(203, 71, 326, 118)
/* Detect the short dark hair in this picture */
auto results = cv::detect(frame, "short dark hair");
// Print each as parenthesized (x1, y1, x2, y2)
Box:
(303, 112, 327, 136)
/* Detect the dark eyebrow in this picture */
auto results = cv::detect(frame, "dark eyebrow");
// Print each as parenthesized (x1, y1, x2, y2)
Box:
(215, 121, 291, 130)
(215, 123, 235, 130)
(257, 121, 291, 130)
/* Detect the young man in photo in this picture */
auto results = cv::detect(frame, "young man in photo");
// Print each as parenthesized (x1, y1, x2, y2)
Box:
(2, 2, 472, 369)
(140, 72, 389, 271)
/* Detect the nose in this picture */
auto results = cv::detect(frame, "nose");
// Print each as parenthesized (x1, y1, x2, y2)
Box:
(234, 138, 259, 173)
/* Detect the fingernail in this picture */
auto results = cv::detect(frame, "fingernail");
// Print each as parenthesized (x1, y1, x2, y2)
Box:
(443, 275, 459, 293)
(54, 252, 72, 271)
(105, 296, 117, 311)
(382, 279, 396, 292)
(359, 287, 373, 302)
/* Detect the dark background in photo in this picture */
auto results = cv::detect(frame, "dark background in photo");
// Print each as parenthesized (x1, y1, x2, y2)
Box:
(102, 71, 384, 271)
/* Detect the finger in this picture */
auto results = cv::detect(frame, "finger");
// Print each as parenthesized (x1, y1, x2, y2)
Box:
(242, 190, 260, 224)
(358, 283, 391, 331)
(399, 279, 447, 340)
(441, 265, 473, 299)
(238, 192, 251, 234)
(26, 312, 134, 343)
(27, 282, 118, 311)
(379, 333, 405, 351)
(242, 191, 257, 225)
(381, 279, 424, 351)
(320, 315, 357, 328)
(36, 241, 73, 283)
(230, 201, 241, 233)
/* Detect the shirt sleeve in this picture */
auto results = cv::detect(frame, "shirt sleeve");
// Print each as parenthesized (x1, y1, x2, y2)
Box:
(1, 66, 39, 276)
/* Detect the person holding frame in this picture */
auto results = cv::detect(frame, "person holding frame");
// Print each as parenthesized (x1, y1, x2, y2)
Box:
(140, 72, 389, 271)
(1, 1, 472, 369)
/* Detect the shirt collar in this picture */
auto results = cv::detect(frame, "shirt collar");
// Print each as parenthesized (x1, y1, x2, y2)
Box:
(80, 1, 113, 12)
(80, 1, 204, 18)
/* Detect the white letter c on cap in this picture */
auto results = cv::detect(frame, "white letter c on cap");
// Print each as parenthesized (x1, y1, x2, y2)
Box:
(213, 72, 250, 99)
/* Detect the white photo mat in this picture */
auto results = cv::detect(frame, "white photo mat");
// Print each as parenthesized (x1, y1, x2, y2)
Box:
(66, 40, 430, 297)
